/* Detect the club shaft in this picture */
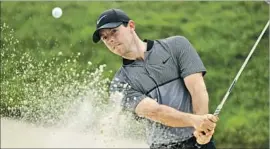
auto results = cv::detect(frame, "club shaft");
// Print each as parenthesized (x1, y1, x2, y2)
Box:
(213, 20, 270, 116)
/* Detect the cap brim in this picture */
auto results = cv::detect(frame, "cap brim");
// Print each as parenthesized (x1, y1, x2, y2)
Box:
(92, 22, 123, 43)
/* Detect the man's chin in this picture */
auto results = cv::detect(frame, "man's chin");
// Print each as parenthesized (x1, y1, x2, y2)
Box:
(121, 54, 135, 60)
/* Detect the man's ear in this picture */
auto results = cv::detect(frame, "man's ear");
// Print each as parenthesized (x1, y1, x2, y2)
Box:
(128, 20, 135, 31)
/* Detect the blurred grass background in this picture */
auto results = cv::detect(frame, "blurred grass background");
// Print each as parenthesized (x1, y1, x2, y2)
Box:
(0, 1, 269, 148)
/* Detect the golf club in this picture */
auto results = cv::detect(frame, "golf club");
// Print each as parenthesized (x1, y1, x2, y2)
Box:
(195, 20, 269, 148)
(213, 20, 269, 116)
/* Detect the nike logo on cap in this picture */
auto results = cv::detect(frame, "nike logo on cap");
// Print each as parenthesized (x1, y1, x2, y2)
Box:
(97, 15, 107, 25)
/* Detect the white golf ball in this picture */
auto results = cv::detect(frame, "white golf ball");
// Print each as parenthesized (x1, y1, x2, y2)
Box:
(52, 7, 62, 18)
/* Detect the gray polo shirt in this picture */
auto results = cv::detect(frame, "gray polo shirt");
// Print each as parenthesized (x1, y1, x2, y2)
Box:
(109, 36, 206, 145)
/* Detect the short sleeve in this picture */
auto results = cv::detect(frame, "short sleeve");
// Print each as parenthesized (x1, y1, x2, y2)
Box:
(171, 36, 207, 78)
(109, 74, 147, 113)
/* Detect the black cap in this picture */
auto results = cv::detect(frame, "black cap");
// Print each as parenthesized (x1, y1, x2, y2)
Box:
(92, 9, 130, 43)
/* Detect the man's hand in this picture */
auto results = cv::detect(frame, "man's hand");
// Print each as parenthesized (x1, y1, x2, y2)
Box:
(193, 130, 213, 145)
(191, 114, 218, 136)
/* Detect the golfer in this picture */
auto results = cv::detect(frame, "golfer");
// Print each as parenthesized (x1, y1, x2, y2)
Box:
(92, 8, 219, 149)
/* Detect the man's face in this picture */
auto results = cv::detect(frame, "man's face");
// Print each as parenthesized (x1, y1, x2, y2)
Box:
(99, 22, 134, 57)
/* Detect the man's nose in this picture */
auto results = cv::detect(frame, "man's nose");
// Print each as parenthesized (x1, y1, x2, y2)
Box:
(109, 36, 114, 43)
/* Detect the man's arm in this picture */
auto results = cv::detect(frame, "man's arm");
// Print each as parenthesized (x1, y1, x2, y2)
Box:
(135, 97, 216, 132)
(184, 72, 218, 143)
(184, 72, 209, 115)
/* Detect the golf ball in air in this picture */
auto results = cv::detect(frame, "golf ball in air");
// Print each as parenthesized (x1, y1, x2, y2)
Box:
(52, 7, 62, 18)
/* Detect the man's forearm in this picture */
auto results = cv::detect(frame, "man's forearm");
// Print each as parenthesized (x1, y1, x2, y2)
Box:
(155, 104, 196, 127)
(136, 98, 198, 128)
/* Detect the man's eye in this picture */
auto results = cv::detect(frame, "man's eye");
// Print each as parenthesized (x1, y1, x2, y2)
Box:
(102, 36, 107, 40)
(112, 29, 117, 33)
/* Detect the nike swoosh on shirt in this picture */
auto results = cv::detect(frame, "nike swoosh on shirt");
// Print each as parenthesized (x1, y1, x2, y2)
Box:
(162, 57, 170, 64)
